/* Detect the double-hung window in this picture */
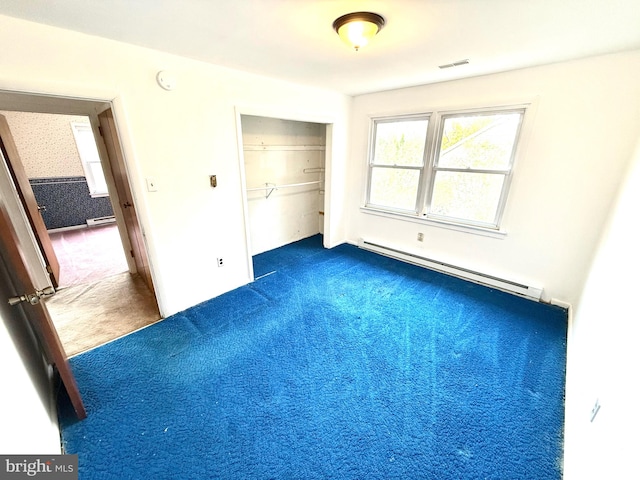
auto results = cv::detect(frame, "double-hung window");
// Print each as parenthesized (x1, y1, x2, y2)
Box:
(366, 107, 526, 231)
(70, 121, 108, 198)
(368, 115, 430, 212)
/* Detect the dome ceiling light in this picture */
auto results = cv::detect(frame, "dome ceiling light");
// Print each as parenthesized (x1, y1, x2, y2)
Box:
(332, 12, 385, 51)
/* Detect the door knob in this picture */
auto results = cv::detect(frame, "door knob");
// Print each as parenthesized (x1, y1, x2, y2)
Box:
(8, 286, 55, 306)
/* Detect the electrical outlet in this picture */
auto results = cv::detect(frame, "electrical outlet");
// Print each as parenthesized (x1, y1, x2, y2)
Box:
(217, 257, 224, 267)
(590, 398, 601, 422)
(417, 232, 424, 242)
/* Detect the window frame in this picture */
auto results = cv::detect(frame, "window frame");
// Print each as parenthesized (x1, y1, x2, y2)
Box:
(70, 121, 109, 198)
(365, 113, 434, 215)
(364, 105, 527, 233)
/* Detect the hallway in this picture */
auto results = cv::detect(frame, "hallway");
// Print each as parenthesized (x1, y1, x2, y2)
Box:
(49, 223, 128, 288)
(45, 272, 160, 357)
(46, 224, 161, 356)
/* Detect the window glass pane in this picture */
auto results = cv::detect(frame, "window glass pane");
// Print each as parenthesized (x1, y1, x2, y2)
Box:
(430, 171, 505, 224)
(88, 162, 108, 195)
(437, 112, 522, 170)
(73, 124, 101, 163)
(373, 119, 428, 167)
(72, 122, 109, 196)
(369, 167, 420, 211)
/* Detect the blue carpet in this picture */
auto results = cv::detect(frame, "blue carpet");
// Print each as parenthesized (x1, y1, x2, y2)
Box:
(59, 235, 567, 479)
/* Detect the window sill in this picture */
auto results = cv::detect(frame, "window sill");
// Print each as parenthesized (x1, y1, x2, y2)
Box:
(360, 206, 507, 239)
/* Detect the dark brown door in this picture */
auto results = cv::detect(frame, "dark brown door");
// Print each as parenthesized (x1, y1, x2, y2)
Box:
(0, 203, 86, 419)
(98, 109, 154, 294)
(0, 114, 60, 288)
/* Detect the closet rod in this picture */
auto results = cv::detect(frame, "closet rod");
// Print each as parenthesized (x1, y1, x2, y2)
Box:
(246, 181, 322, 198)
(246, 181, 321, 192)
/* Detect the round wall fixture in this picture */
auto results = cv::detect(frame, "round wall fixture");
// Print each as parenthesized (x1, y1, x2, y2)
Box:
(156, 71, 177, 91)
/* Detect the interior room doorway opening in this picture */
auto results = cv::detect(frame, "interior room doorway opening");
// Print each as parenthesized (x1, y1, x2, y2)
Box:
(239, 114, 328, 277)
(0, 110, 129, 289)
(0, 91, 160, 357)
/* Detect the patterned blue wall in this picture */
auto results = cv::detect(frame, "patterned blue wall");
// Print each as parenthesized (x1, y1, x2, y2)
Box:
(29, 176, 114, 230)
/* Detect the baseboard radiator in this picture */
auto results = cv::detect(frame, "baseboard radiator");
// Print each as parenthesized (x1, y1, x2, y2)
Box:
(358, 239, 543, 301)
(86, 215, 116, 227)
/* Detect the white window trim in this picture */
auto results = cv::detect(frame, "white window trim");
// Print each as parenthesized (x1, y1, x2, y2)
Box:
(366, 113, 432, 215)
(364, 103, 530, 235)
(70, 121, 108, 198)
(360, 205, 508, 238)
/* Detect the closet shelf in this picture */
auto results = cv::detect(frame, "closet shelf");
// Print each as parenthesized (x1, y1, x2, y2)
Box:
(247, 181, 322, 199)
(243, 145, 326, 151)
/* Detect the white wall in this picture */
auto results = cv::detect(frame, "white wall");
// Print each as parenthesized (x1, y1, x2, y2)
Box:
(563, 136, 640, 479)
(347, 51, 640, 306)
(0, 14, 351, 316)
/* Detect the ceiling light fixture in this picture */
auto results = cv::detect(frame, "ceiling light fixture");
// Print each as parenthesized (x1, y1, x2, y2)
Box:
(332, 12, 385, 51)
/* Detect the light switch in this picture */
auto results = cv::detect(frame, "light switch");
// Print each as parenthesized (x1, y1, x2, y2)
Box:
(146, 178, 158, 192)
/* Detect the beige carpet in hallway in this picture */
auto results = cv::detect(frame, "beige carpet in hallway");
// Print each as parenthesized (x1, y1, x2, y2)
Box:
(50, 224, 129, 288)
(45, 272, 162, 357)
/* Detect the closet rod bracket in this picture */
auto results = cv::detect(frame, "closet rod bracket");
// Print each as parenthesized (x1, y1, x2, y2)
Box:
(264, 182, 277, 199)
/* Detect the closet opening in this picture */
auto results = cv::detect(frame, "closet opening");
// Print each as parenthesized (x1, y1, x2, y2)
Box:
(240, 115, 327, 278)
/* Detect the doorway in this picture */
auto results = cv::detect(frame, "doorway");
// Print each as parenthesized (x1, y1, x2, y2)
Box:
(0, 110, 128, 288)
(240, 114, 327, 277)
(0, 92, 160, 357)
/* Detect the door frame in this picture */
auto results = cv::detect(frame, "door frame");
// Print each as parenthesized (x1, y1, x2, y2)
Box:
(0, 90, 162, 312)
(234, 105, 336, 282)
(98, 108, 155, 294)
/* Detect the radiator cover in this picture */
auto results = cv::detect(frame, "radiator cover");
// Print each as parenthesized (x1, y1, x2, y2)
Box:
(86, 216, 116, 226)
(358, 238, 543, 301)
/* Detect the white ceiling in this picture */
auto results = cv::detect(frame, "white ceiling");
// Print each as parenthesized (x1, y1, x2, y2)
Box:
(1, 0, 640, 96)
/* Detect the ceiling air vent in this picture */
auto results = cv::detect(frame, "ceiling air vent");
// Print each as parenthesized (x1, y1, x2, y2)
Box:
(438, 59, 470, 69)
